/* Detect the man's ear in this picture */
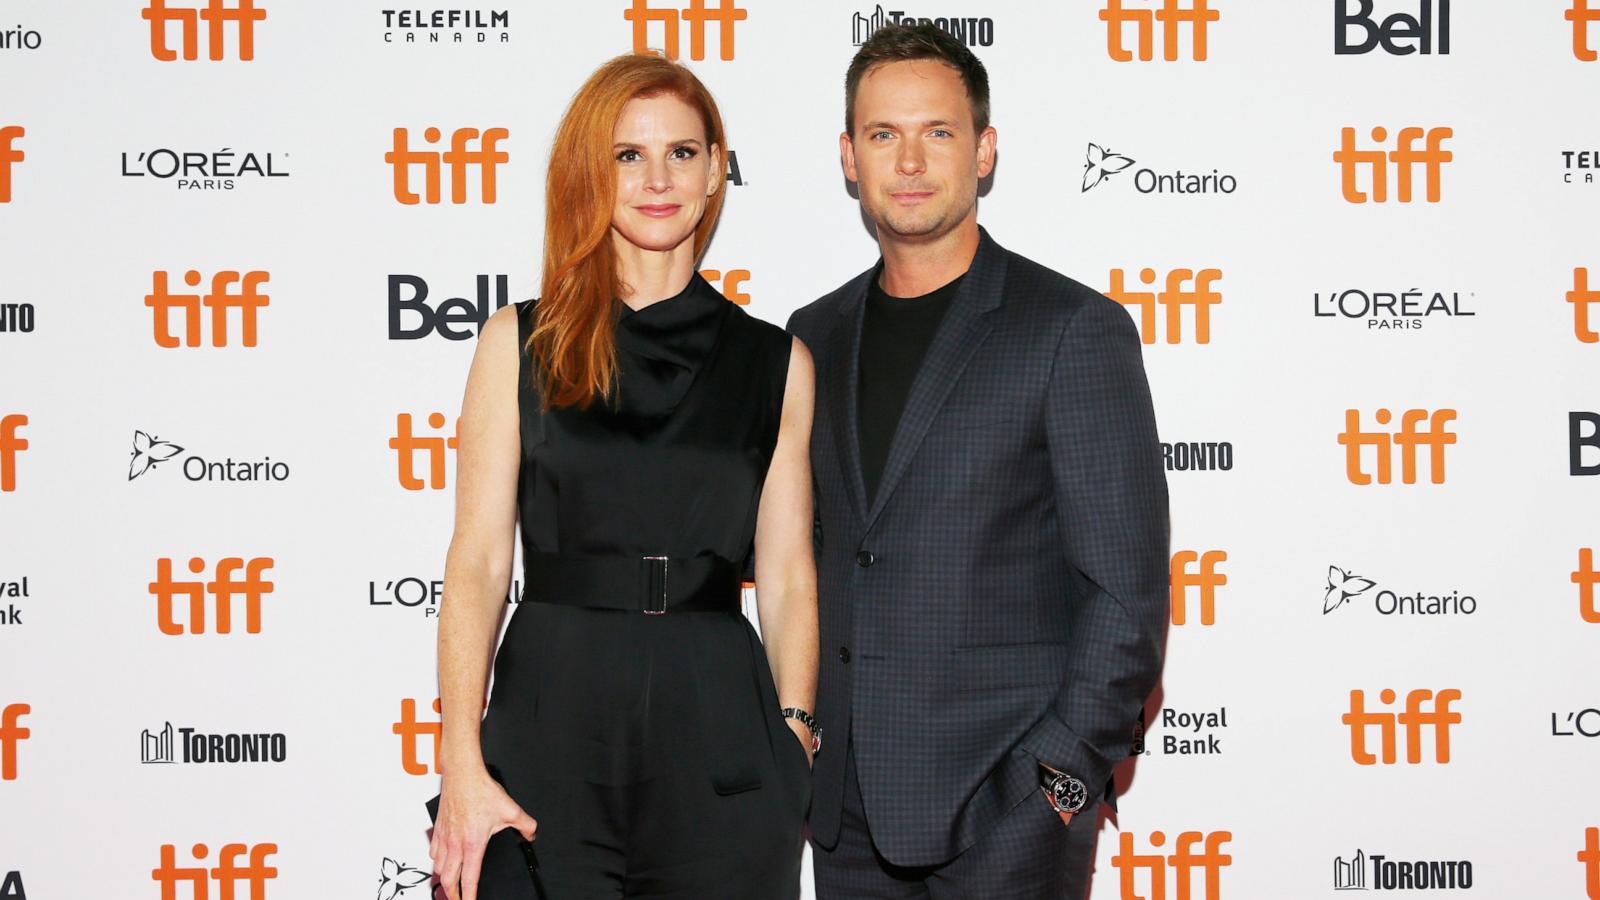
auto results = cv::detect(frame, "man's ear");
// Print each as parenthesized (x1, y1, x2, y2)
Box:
(840, 132, 858, 184)
(976, 126, 998, 179)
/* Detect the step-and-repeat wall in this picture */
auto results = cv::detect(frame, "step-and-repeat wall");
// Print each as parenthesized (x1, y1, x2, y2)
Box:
(2, 1, 1597, 898)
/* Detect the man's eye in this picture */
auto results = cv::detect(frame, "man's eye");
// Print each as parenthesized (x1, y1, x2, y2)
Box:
(931, 129, 952, 138)
(872, 131, 893, 140)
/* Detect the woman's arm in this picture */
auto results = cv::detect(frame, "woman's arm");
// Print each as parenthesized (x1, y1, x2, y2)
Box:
(752, 336, 820, 760)
(431, 303, 536, 900)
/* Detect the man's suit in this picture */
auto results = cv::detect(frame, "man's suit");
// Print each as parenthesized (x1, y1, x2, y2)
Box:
(786, 228, 1169, 893)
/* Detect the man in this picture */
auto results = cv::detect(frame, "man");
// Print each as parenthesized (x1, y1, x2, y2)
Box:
(786, 23, 1170, 898)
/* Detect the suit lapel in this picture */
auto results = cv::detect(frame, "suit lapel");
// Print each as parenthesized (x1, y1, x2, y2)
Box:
(821, 269, 875, 524)
(862, 228, 1008, 534)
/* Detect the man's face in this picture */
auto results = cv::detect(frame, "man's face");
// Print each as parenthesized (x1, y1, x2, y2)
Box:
(842, 59, 996, 242)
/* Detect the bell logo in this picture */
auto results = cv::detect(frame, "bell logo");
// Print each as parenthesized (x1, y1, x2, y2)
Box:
(1574, 412, 1600, 476)
(1111, 830, 1232, 899)
(624, 0, 746, 61)
(151, 843, 278, 900)
(1171, 550, 1226, 626)
(1575, 548, 1600, 624)
(141, 0, 267, 61)
(1580, 827, 1600, 899)
(0, 414, 27, 493)
(1, 702, 29, 781)
(1571, 267, 1599, 343)
(1570, 0, 1600, 60)
(146, 270, 270, 348)
(390, 413, 458, 491)
(148, 557, 275, 635)
(386, 127, 509, 205)
(1334, 126, 1452, 203)
(701, 267, 751, 305)
(0, 125, 22, 203)
(1343, 688, 1461, 765)
(1099, 0, 1220, 62)
(1338, 408, 1457, 485)
(393, 697, 442, 775)
(1335, 0, 1450, 56)
(1107, 268, 1222, 344)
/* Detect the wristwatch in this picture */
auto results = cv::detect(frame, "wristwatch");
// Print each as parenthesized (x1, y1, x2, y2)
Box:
(1040, 766, 1088, 816)
(781, 707, 822, 755)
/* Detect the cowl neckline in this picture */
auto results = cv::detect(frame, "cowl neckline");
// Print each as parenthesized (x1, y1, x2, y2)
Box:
(611, 272, 730, 421)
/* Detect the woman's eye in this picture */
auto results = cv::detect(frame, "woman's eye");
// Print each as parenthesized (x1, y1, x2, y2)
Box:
(617, 149, 641, 162)
(671, 146, 698, 160)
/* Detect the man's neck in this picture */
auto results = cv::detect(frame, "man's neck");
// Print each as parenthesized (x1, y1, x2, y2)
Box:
(876, 214, 980, 298)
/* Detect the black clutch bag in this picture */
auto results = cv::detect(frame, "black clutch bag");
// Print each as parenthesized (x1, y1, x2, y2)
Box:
(425, 763, 544, 895)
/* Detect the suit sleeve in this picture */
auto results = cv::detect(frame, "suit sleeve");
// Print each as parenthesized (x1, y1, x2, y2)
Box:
(1020, 292, 1170, 801)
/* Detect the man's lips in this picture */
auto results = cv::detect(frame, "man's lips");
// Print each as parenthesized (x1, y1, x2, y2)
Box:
(889, 190, 935, 202)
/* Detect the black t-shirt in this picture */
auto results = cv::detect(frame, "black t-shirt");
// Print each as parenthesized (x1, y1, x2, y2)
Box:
(858, 272, 964, 504)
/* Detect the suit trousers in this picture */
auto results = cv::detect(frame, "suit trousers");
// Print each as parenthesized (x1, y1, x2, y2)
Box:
(812, 743, 1100, 899)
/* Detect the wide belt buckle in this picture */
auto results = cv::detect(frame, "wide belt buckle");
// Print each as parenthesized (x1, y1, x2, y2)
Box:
(642, 556, 668, 615)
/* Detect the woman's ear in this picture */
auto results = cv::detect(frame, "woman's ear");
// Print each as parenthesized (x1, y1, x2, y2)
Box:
(707, 143, 724, 197)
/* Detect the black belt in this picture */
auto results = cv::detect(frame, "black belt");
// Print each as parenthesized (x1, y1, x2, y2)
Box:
(523, 552, 742, 614)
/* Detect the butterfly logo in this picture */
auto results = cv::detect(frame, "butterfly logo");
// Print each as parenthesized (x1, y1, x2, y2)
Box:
(128, 430, 184, 481)
(376, 857, 431, 900)
(1083, 143, 1136, 192)
(1323, 566, 1376, 614)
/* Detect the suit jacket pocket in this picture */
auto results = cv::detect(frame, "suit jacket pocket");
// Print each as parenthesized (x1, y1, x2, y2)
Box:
(954, 642, 1069, 692)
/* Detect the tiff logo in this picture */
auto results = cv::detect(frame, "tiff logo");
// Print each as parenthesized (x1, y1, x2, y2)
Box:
(0, 125, 22, 203)
(394, 697, 441, 775)
(0, 414, 26, 493)
(148, 557, 275, 635)
(1111, 830, 1233, 899)
(1171, 550, 1227, 626)
(1106, 268, 1222, 344)
(1335, 126, 1452, 203)
(1343, 688, 1461, 765)
(1335, 0, 1449, 55)
(151, 843, 278, 900)
(1100, 0, 1220, 62)
(1572, 267, 1599, 343)
(624, 0, 746, 61)
(386, 127, 509, 205)
(701, 267, 751, 305)
(141, 0, 266, 61)
(1575, 548, 1600, 624)
(1581, 827, 1599, 900)
(1338, 408, 1457, 485)
(1, 702, 28, 781)
(1334, 848, 1366, 889)
(146, 270, 270, 348)
(391, 413, 458, 491)
(1570, 0, 1600, 60)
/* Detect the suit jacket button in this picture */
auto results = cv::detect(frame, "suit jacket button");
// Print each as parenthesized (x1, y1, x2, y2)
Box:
(856, 550, 875, 568)
(839, 646, 851, 664)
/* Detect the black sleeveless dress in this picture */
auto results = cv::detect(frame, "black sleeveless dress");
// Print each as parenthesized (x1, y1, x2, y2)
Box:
(473, 273, 809, 899)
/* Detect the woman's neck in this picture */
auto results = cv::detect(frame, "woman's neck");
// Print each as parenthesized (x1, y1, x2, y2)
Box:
(613, 230, 698, 311)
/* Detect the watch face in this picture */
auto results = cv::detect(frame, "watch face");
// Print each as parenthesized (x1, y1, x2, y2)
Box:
(1049, 773, 1088, 814)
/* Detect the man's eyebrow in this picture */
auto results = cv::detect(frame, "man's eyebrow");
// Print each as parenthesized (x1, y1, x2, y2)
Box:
(860, 120, 956, 131)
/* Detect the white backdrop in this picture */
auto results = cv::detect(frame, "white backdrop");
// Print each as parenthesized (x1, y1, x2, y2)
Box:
(1, 1, 1597, 898)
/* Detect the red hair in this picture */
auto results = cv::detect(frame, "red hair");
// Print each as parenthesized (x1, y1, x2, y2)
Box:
(530, 52, 728, 410)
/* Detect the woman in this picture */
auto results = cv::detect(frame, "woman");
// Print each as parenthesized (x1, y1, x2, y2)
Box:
(426, 53, 818, 899)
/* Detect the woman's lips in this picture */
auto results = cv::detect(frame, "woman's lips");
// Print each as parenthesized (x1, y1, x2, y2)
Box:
(635, 203, 682, 218)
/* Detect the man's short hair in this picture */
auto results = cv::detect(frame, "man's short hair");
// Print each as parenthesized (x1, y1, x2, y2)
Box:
(845, 22, 991, 136)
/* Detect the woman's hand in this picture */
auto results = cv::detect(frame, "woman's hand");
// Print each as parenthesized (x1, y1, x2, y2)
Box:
(786, 716, 815, 769)
(428, 767, 538, 900)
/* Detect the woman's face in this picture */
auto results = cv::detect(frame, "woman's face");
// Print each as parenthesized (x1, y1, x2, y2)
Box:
(610, 93, 721, 254)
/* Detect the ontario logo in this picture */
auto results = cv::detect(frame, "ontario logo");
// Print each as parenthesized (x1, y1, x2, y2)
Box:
(376, 858, 431, 899)
(128, 430, 290, 483)
(1083, 142, 1237, 194)
(1323, 565, 1477, 616)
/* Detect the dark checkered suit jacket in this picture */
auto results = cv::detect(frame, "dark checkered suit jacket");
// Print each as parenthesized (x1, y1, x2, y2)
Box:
(786, 227, 1169, 868)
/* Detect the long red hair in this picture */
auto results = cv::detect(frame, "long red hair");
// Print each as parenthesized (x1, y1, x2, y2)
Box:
(530, 52, 728, 410)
